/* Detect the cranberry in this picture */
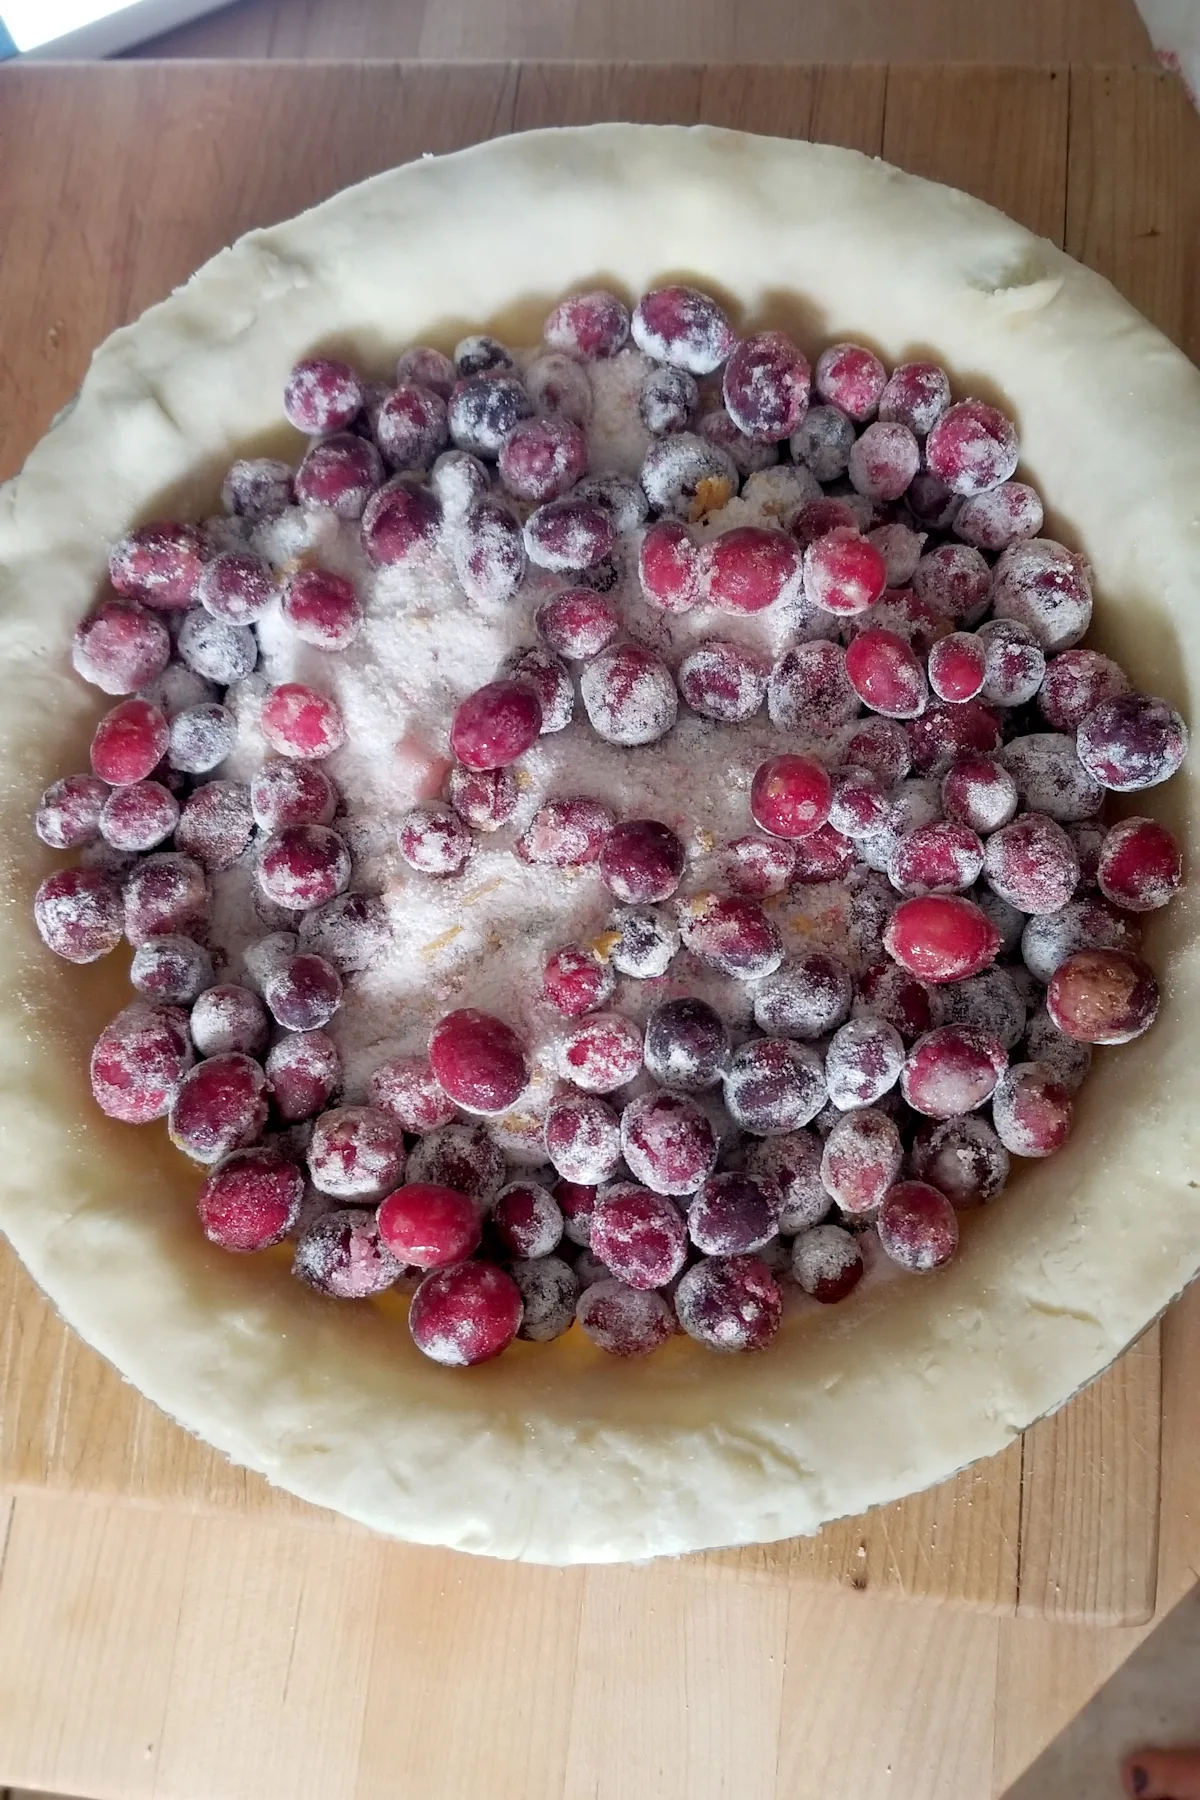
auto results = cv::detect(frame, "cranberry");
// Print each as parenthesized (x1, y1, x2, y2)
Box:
(283, 356, 362, 433)
(543, 945, 615, 1017)
(990, 539, 1092, 652)
(989, 1062, 1072, 1158)
(90, 1001, 193, 1122)
(874, 360, 949, 435)
(723, 1037, 826, 1135)
(803, 527, 887, 616)
(573, 471, 648, 532)
(502, 646, 572, 734)
(939, 756, 1016, 837)
(845, 716, 914, 784)
(307, 1103, 406, 1200)
(524, 498, 613, 572)
(455, 336, 514, 377)
(196, 550, 272, 627)
(844, 627, 928, 720)
(198, 1146, 303, 1252)
(723, 835, 796, 896)
(250, 760, 337, 831)
(1076, 693, 1188, 791)
(510, 1255, 578, 1341)
(587, 1184, 685, 1289)
(263, 952, 342, 1032)
(640, 432, 737, 520)
(595, 819, 683, 905)
(983, 812, 1078, 915)
(909, 700, 1002, 777)
(558, 1012, 643, 1094)
(448, 373, 535, 459)
(848, 421, 920, 503)
(363, 1058, 450, 1135)
(535, 589, 619, 660)
(109, 522, 206, 611)
(813, 343, 886, 421)
(639, 365, 698, 435)
(220, 457, 294, 521)
(1039, 648, 1131, 731)
(450, 499, 528, 607)
(640, 997, 726, 1093)
(397, 805, 471, 877)
(1067, 819, 1108, 888)
(791, 405, 855, 482)
(679, 893, 783, 979)
(853, 961, 933, 1041)
(176, 780, 255, 871)
(279, 567, 362, 651)
(877, 1180, 959, 1270)
(540, 287, 627, 359)
(620, 1090, 715, 1195)
(446, 763, 517, 833)
(430, 450, 489, 521)
(718, 331, 809, 441)
(545, 1091, 622, 1185)
(580, 643, 678, 746)
(1025, 1006, 1093, 1093)
(935, 966, 1027, 1050)
(913, 1114, 1009, 1207)
(675, 1254, 781, 1351)
(177, 610, 257, 685)
(792, 1224, 865, 1302)
(577, 1278, 674, 1354)
(298, 890, 388, 972)
(519, 797, 613, 866)
(295, 432, 382, 518)
(883, 894, 1002, 984)
(526, 353, 592, 427)
(824, 1016, 905, 1109)
(260, 683, 345, 761)
(495, 418, 585, 504)
(1096, 817, 1181, 913)
(754, 952, 852, 1042)
(376, 1183, 481, 1270)
(361, 476, 442, 564)
(552, 1190, 598, 1255)
(450, 678, 542, 770)
(789, 823, 858, 883)
(690, 1173, 780, 1256)
(749, 754, 832, 840)
(169, 1052, 268, 1163)
(697, 526, 802, 614)
(955, 480, 1043, 551)
(1047, 947, 1159, 1044)
(129, 934, 213, 1005)
(1002, 733, 1102, 824)
(490, 1181, 562, 1261)
(294, 1209, 403, 1299)
(395, 347, 457, 399)
(901, 1024, 1008, 1119)
(374, 383, 449, 472)
(407, 1122, 505, 1200)
(36, 775, 108, 851)
(123, 852, 209, 945)
(888, 821, 984, 897)
(928, 632, 986, 704)
(820, 1108, 903, 1214)
(429, 1008, 527, 1115)
(608, 906, 681, 977)
(925, 400, 1018, 497)
(168, 703, 237, 775)
(638, 520, 700, 614)
(72, 600, 171, 695)
(89, 697, 169, 787)
(631, 285, 735, 373)
(742, 1132, 825, 1231)
(34, 866, 123, 963)
(257, 824, 351, 910)
(696, 411, 775, 480)
(911, 544, 991, 627)
(190, 983, 269, 1057)
(859, 588, 948, 658)
(868, 522, 925, 590)
(676, 639, 768, 723)
(267, 1030, 341, 1122)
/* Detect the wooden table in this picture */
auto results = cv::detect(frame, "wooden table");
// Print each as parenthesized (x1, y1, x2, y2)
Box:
(1, 59, 1198, 1800)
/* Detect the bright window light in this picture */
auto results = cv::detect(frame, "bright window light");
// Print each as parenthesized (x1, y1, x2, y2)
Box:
(4, 0, 140, 50)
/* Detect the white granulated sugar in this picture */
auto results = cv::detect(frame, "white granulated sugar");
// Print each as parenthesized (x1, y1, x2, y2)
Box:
(207, 352, 872, 1144)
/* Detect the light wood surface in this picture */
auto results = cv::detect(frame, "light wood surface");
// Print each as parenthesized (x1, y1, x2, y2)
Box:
(0, 58, 1198, 1800)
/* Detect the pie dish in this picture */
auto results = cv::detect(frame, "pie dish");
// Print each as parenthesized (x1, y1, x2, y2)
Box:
(2, 123, 1199, 1562)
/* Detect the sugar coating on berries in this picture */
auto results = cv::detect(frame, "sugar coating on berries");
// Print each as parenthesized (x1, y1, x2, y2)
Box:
(877, 1180, 960, 1270)
(169, 1053, 269, 1164)
(1047, 947, 1159, 1044)
(824, 1016, 905, 1110)
(456, 336, 514, 377)
(377, 1184, 481, 1270)
(591, 1184, 688, 1288)
(581, 644, 678, 746)
(283, 357, 363, 434)
(524, 498, 614, 572)
(129, 934, 213, 1006)
(901, 1025, 1007, 1118)
(698, 526, 802, 615)
(1076, 693, 1188, 792)
(263, 952, 343, 1032)
(535, 589, 619, 660)
(754, 951, 853, 1041)
(407, 1122, 506, 1201)
(429, 1008, 528, 1115)
(638, 520, 700, 614)
(889, 821, 984, 897)
(399, 805, 473, 876)
(928, 632, 986, 704)
(990, 539, 1093, 652)
(955, 481, 1043, 552)
(925, 400, 1018, 497)
(294, 1210, 403, 1300)
(984, 812, 1079, 915)
(911, 543, 991, 627)
(790, 823, 858, 884)
(199, 1146, 304, 1253)
(723, 835, 796, 897)
(912, 1114, 1009, 1207)
(543, 944, 615, 1018)
(298, 890, 389, 972)
(295, 432, 383, 518)
(502, 646, 573, 734)
(251, 760, 337, 831)
(545, 289, 629, 360)
(639, 365, 697, 435)
(261, 683, 346, 762)
(941, 755, 1018, 837)
(90, 1002, 194, 1123)
(191, 983, 269, 1058)
(675, 1254, 782, 1352)
(621, 1090, 717, 1195)
(631, 285, 736, 374)
(365, 1056, 453, 1135)
(853, 961, 933, 1041)
(511, 1255, 579, 1342)
(109, 522, 206, 611)
(169, 703, 237, 775)
(934, 966, 1027, 1051)
(878, 361, 951, 435)
(791, 404, 855, 481)
(608, 906, 681, 978)
(267, 1030, 342, 1122)
(722, 331, 811, 442)
(1025, 1007, 1093, 1093)
(176, 780, 255, 871)
(124, 852, 209, 945)
(723, 1036, 826, 1135)
(498, 417, 587, 504)
(640, 432, 737, 520)
(449, 373, 534, 459)
(307, 1104, 406, 1200)
(450, 678, 542, 769)
(34, 867, 123, 964)
(821, 1108, 903, 1214)
(221, 457, 294, 521)
(446, 764, 517, 835)
(519, 797, 614, 868)
(362, 476, 442, 565)
(804, 528, 887, 617)
(1039, 648, 1131, 732)
(577, 1278, 674, 1355)
(677, 639, 768, 723)
(257, 824, 351, 910)
(280, 567, 362, 651)
(909, 701, 1003, 778)
(680, 892, 783, 979)
(793, 1224, 865, 1302)
(848, 421, 920, 503)
(750, 754, 832, 840)
(991, 1062, 1072, 1158)
(642, 997, 728, 1093)
(491, 1181, 563, 1261)
(884, 894, 1002, 985)
(978, 617, 1049, 711)
(558, 1012, 643, 1094)
(1097, 817, 1182, 912)
(814, 343, 886, 422)
(73, 600, 171, 695)
(545, 1090, 622, 1185)
(598, 819, 685, 905)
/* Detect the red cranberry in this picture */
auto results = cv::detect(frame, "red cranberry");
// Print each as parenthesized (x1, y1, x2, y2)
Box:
(558, 1013, 642, 1094)
(455, 335, 514, 376)
(175, 781, 254, 871)
(295, 432, 382, 518)
(883, 894, 1002, 984)
(858, 589, 948, 660)
(545, 289, 629, 359)
(34, 866, 123, 963)
(1039, 648, 1131, 731)
(221, 457, 294, 520)
(572, 471, 647, 532)
(169, 1052, 268, 1162)
(1018, 895, 1139, 984)
(450, 678, 542, 770)
(955, 480, 1044, 551)
(675, 1254, 781, 1351)
(991, 1063, 1072, 1158)
(814, 343, 886, 421)
(261, 683, 345, 761)
(631, 285, 735, 374)
(677, 639, 768, 723)
(983, 813, 1078, 915)
(279, 567, 362, 651)
(501, 646, 572, 733)
(820, 1108, 903, 1214)
(519, 796, 614, 867)
(767, 640, 859, 732)
(868, 522, 924, 589)
(73, 600, 170, 694)
(588, 1184, 686, 1289)
(496, 417, 586, 504)
(792, 1224, 865, 1302)
(1002, 734, 1103, 823)
(394, 347, 456, 398)
(679, 893, 783, 980)
(129, 934, 212, 1005)
(535, 589, 619, 660)
(491, 1181, 563, 1260)
(263, 952, 342, 1032)
(511, 1256, 578, 1342)
(749, 754, 832, 840)
(877, 1180, 959, 1270)
(639, 365, 698, 435)
(298, 890, 388, 972)
(824, 1016, 905, 1109)
(545, 1091, 622, 1185)
(283, 356, 362, 433)
(911, 543, 991, 627)
(743, 1132, 827, 1231)
(197, 550, 273, 627)
(176, 611, 257, 686)
(198, 1146, 303, 1252)
(803, 528, 887, 616)
(250, 760, 337, 831)
(909, 700, 1003, 777)
(123, 852, 209, 945)
(451, 500, 527, 605)
(936, 966, 1028, 1050)
(620, 1091, 715, 1195)
(697, 526, 802, 614)
(543, 945, 615, 1017)
(89, 697, 169, 787)
(848, 421, 920, 503)
(926, 400, 1018, 496)
(878, 360, 950, 435)
(258, 824, 350, 910)
(577, 1278, 673, 1354)
(361, 476, 442, 564)
(410, 1260, 523, 1364)
(901, 1025, 1007, 1118)
(407, 1122, 505, 1201)
(912, 1114, 1009, 1207)
(754, 952, 852, 1041)
(1025, 1006, 1093, 1093)
(109, 523, 206, 610)
(641, 431, 738, 519)
(990, 539, 1092, 652)
(941, 756, 1018, 836)
(723, 835, 796, 896)
(398, 806, 472, 877)
(789, 823, 858, 883)
(429, 1008, 527, 1115)
(723, 1037, 826, 1135)
(722, 331, 811, 441)
(307, 1103, 406, 1200)
(928, 632, 986, 704)
(366, 1057, 453, 1135)
(608, 906, 681, 978)
(376, 1183, 481, 1270)
(294, 1209, 403, 1299)
(687, 1173, 780, 1255)
(853, 961, 933, 1041)
(266, 1030, 341, 1122)
(1067, 819, 1107, 888)
(446, 764, 516, 833)
(829, 767, 891, 838)
(449, 373, 535, 459)
(96, 779, 176, 853)
(643, 998, 729, 1093)
(1097, 817, 1182, 912)
(1047, 947, 1159, 1044)
(700, 408, 781, 478)
(374, 383, 449, 471)
(791, 407, 855, 482)
(524, 498, 613, 572)
(168, 703, 237, 775)
(974, 624, 1044, 713)
(844, 627, 928, 719)
(845, 716, 913, 784)
(638, 521, 700, 614)
(580, 644, 677, 746)
(888, 821, 984, 897)
(1077, 693, 1188, 791)
(597, 819, 685, 905)
(190, 983, 268, 1057)
(90, 1001, 193, 1122)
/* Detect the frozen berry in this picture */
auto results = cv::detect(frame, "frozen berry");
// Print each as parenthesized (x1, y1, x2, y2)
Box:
(545, 1091, 622, 1185)
(455, 336, 514, 377)
(888, 821, 984, 897)
(450, 678, 542, 769)
(73, 600, 171, 695)
(1076, 693, 1188, 792)
(262, 952, 342, 1031)
(511, 1255, 578, 1342)
(1001, 734, 1102, 823)
(598, 819, 685, 905)
(853, 961, 933, 1041)
(631, 285, 735, 374)
(89, 1001, 193, 1123)
(722, 331, 810, 441)
(581, 643, 678, 746)
(221, 457, 294, 521)
(294, 1209, 402, 1300)
(984, 812, 1078, 915)
(377, 1183, 481, 1269)
(577, 1278, 674, 1355)
(492, 1181, 563, 1260)
(901, 1024, 1007, 1118)
(621, 1090, 716, 1195)
(168, 703, 237, 775)
(543, 945, 615, 1017)
(845, 715, 914, 785)
(429, 1008, 527, 1115)
(198, 1146, 303, 1252)
(519, 797, 614, 867)
(407, 1122, 505, 1201)
(448, 372, 535, 459)
(639, 433, 737, 520)
(361, 475, 442, 564)
(524, 497, 613, 571)
(190, 983, 269, 1058)
(525, 352, 592, 427)
(814, 343, 885, 421)
(845, 626, 927, 719)
(877, 1180, 959, 1270)
(391, 347, 456, 400)
(928, 632, 986, 704)
(677, 639, 768, 723)
(280, 567, 361, 650)
(990, 539, 1092, 652)
(535, 589, 619, 659)
(829, 768, 890, 839)
(754, 951, 852, 1041)
(934, 966, 1027, 1050)
(792, 1224, 865, 1302)
(820, 1108, 903, 1214)
(723, 835, 796, 896)
(803, 528, 887, 616)
(446, 763, 517, 833)
(688, 1172, 780, 1256)
(197, 550, 273, 627)
(868, 522, 925, 590)
(267, 1030, 341, 1122)
(283, 357, 362, 433)
(34, 866, 123, 963)
(1067, 818, 1108, 888)
(498, 417, 587, 503)
(175, 780, 254, 871)
(698, 526, 802, 614)
(883, 894, 1002, 984)
(877, 360, 950, 435)
(911, 543, 991, 627)
(955, 480, 1043, 551)
(675, 1254, 781, 1352)
(680, 892, 783, 979)
(90, 697, 169, 786)
(366, 1056, 453, 1135)
(1025, 1006, 1093, 1093)
(941, 755, 1018, 836)
(398, 805, 472, 876)
(544, 288, 629, 360)
(723, 1036, 826, 1135)
(572, 471, 648, 533)
(824, 1015, 905, 1109)
(35, 774, 108, 850)
(308, 1104, 406, 1199)
(250, 760, 338, 831)
(909, 700, 1002, 778)
(257, 824, 351, 910)
(749, 754, 832, 840)
(109, 522, 206, 611)
(295, 432, 382, 518)
(790, 823, 859, 883)
(123, 852, 209, 945)
(643, 998, 729, 1092)
(639, 365, 698, 435)
(1097, 817, 1182, 912)
(848, 421, 920, 503)
(591, 1183, 688, 1288)
(558, 1012, 643, 1094)
(1038, 647, 1131, 732)
(176, 610, 257, 685)
(791, 404, 855, 481)
(501, 646, 572, 733)
(374, 383, 449, 472)
(260, 684, 345, 761)
(638, 520, 700, 614)
(742, 1132, 826, 1232)
(1047, 947, 1159, 1044)
(912, 1114, 1009, 1208)
(859, 587, 947, 659)
(169, 1052, 268, 1163)
(991, 1062, 1072, 1157)
(925, 400, 1018, 497)
(129, 934, 212, 1005)
(608, 906, 680, 977)
(298, 890, 388, 972)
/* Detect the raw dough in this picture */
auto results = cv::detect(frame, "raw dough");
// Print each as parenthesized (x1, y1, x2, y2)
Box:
(0, 125, 1198, 1564)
